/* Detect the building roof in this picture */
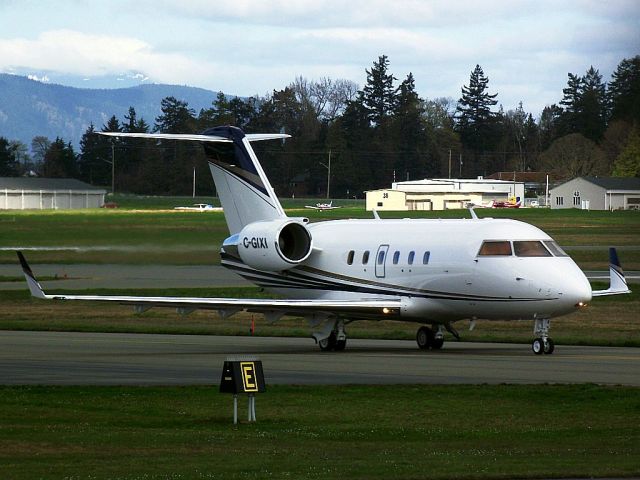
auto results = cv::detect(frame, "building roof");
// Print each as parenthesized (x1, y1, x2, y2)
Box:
(581, 176, 640, 191)
(486, 171, 557, 182)
(0, 177, 106, 192)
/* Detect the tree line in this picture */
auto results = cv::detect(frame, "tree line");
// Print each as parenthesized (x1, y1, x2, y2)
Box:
(1, 54, 639, 197)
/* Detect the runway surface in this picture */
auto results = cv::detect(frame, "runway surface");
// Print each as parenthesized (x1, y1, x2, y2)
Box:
(1, 330, 638, 386)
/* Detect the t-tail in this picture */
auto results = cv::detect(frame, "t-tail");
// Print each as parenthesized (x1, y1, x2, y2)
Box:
(201, 126, 287, 234)
(98, 126, 290, 235)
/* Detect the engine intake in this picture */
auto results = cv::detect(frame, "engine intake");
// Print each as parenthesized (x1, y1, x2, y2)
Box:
(226, 219, 313, 271)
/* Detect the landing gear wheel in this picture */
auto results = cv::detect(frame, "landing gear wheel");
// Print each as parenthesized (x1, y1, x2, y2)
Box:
(416, 326, 435, 350)
(319, 332, 337, 351)
(335, 339, 347, 351)
(432, 337, 444, 350)
(543, 338, 555, 355)
(532, 337, 544, 355)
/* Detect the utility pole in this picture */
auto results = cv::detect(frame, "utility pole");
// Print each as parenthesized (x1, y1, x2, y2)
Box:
(109, 140, 115, 195)
(448, 149, 451, 179)
(320, 149, 331, 199)
(192, 166, 196, 198)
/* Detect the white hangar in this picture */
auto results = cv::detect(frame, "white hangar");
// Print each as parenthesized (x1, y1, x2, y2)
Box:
(366, 178, 525, 211)
(0, 177, 107, 210)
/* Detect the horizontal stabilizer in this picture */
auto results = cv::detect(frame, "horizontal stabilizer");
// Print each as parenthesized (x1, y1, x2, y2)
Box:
(97, 132, 290, 143)
(592, 248, 631, 297)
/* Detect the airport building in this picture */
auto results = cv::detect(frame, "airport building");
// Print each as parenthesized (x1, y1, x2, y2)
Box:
(365, 178, 525, 211)
(550, 176, 640, 210)
(0, 177, 106, 210)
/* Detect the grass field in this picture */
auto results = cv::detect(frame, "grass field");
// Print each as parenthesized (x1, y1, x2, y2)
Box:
(1, 203, 639, 268)
(1, 384, 638, 479)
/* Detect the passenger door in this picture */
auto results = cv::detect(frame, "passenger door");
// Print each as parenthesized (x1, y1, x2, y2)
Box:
(375, 244, 389, 278)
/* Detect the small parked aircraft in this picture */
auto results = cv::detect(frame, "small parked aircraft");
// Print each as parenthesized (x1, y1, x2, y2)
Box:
(18, 126, 630, 354)
(305, 201, 341, 211)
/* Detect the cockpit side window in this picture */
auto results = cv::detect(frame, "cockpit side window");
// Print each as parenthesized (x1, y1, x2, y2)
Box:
(478, 241, 512, 256)
(514, 241, 552, 257)
(543, 240, 568, 257)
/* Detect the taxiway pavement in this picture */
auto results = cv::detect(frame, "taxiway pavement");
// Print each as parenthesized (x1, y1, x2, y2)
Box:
(1, 331, 638, 386)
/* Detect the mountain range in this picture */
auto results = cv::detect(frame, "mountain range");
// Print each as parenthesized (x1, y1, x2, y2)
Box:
(0, 74, 223, 149)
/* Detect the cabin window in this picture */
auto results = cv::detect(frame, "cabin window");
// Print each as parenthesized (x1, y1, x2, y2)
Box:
(393, 251, 400, 265)
(377, 250, 386, 265)
(362, 250, 370, 264)
(347, 250, 355, 265)
(514, 241, 552, 257)
(408, 251, 415, 265)
(478, 241, 512, 256)
(543, 240, 568, 257)
(423, 251, 430, 264)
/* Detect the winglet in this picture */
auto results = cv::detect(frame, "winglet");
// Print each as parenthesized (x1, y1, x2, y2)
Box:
(592, 247, 631, 297)
(16, 251, 47, 299)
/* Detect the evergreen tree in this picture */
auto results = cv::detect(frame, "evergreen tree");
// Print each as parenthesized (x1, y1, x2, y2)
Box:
(42, 138, 78, 178)
(154, 96, 196, 133)
(580, 66, 608, 141)
(0, 137, 19, 176)
(455, 64, 499, 174)
(362, 55, 397, 126)
(612, 126, 640, 177)
(78, 123, 108, 185)
(559, 67, 607, 141)
(538, 104, 564, 150)
(608, 55, 640, 124)
(153, 97, 198, 194)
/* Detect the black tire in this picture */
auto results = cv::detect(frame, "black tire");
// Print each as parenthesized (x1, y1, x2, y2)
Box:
(319, 332, 337, 351)
(544, 338, 555, 355)
(532, 337, 544, 355)
(416, 326, 434, 350)
(432, 337, 444, 350)
(335, 339, 347, 351)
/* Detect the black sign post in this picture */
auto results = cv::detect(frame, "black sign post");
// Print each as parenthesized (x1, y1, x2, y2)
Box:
(220, 357, 266, 424)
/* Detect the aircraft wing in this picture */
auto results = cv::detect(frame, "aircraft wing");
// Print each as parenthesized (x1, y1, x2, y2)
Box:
(17, 252, 402, 320)
(591, 248, 631, 297)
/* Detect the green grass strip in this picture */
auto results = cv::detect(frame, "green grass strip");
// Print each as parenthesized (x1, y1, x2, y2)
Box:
(0, 384, 638, 479)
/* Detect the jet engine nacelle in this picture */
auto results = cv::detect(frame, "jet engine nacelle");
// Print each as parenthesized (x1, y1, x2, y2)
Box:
(234, 219, 313, 271)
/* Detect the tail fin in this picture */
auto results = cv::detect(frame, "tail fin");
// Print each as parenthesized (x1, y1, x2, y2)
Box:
(592, 247, 631, 296)
(201, 126, 286, 234)
(98, 126, 290, 235)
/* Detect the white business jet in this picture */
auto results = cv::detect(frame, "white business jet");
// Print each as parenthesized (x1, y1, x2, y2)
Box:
(18, 126, 630, 354)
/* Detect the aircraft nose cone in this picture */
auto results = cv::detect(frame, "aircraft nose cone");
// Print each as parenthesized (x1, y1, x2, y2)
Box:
(566, 271, 592, 306)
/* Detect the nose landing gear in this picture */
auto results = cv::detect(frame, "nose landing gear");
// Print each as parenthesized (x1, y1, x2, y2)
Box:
(532, 318, 554, 355)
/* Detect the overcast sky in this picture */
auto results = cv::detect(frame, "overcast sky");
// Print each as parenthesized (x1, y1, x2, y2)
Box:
(1, 0, 638, 117)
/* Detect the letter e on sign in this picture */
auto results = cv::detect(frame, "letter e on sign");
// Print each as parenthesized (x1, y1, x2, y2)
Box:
(241, 362, 258, 392)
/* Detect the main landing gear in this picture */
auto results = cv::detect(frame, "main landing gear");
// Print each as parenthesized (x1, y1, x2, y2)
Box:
(532, 318, 555, 355)
(315, 319, 347, 352)
(416, 326, 444, 350)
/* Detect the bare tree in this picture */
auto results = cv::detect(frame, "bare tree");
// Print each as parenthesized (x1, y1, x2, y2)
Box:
(290, 76, 358, 122)
(539, 133, 608, 180)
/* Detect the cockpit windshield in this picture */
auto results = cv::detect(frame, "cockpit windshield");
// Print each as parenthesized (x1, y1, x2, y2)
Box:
(543, 240, 568, 257)
(513, 241, 552, 257)
(478, 241, 512, 256)
(478, 240, 567, 257)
